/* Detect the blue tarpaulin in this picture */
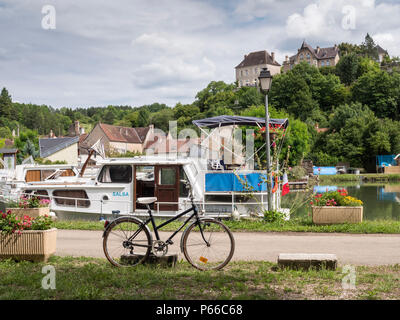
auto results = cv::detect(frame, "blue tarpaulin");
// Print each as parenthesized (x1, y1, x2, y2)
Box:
(313, 186, 338, 193)
(313, 167, 337, 175)
(205, 173, 269, 192)
(376, 155, 396, 168)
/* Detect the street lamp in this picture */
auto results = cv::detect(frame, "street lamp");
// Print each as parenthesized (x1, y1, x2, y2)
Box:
(258, 68, 273, 211)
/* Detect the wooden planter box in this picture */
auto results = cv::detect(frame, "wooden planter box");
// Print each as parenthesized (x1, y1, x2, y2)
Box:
(6, 207, 50, 219)
(0, 228, 57, 262)
(312, 206, 363, 225)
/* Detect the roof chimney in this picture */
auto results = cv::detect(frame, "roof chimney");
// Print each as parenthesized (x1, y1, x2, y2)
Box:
(74, 120, 80, 136)
(316, 46, 320, 54)
(271, 52, 275, 62)
(244, 54, 247, 60)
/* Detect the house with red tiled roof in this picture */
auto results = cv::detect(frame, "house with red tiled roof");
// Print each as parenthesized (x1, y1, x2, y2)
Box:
(282, 41, 340, 72)
(84, 123, 154, 155)
(144, 135, 200, 157)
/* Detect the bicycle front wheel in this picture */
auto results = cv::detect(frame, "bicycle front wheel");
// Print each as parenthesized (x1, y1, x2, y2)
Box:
(103, 217, 152, 267)
(182, 218, 235, 271)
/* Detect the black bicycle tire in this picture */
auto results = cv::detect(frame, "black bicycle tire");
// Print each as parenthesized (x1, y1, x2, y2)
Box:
(182, 218, 235, 271)
(103, 217, 152, 267)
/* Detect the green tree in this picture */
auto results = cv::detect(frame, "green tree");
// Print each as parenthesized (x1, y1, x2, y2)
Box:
(352, 70, 399, 119)
(149, 108, 175, 132)
(335, 53, 361, 85)
(137, 109, 150, 127)
(360, 33, 379, 61)
(0, 88, 12, 119)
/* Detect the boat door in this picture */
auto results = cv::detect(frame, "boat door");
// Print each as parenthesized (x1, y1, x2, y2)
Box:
(155, 165, 179, 211)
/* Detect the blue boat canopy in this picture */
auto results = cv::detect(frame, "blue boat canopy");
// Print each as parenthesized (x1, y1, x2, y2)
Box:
(193, 115, 289, 129)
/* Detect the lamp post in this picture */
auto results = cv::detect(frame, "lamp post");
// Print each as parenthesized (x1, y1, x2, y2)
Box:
(258, 68, 273, 211)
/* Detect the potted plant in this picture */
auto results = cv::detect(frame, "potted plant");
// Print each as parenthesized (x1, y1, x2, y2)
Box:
(0, 210, 57, 262)
(6, 196, 51, 218)
(311, 188, 363, 224)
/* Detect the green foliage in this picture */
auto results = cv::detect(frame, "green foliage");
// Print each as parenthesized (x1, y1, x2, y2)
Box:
(311, 189, 363, 207)
(335, 53, 361, 85)
(0, 88, 12, 119)
(263, 210, 286, 223)
(352, 69, 400, 119)
(107, 150, 143, 158)
(0, 210, 53, 235)
(361, 33, 379, 61)
(288, 166, 307, 180)
(35, 158, 67, 165)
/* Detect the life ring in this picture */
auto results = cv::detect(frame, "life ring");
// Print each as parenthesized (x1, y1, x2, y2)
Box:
(271, 172, 279, 193)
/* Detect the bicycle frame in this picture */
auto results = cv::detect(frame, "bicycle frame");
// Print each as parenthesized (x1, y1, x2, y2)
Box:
(122, 201, 210, 250)
(142, 203, 204, 245)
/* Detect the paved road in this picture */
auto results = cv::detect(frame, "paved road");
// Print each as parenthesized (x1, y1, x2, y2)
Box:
(56, 230, 400, 266)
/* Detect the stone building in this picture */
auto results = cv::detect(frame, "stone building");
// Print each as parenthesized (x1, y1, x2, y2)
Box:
(282, 41, 340, 72)
(83, 123, 154, 155)
(235, 50, 281, 87)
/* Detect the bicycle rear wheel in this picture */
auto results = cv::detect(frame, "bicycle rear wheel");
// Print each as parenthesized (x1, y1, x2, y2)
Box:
(103, 217, 152, 267)
(182, 218, 235, 271)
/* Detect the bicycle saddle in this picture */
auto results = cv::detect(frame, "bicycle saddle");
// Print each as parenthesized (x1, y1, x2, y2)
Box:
(136, 197, 158, 204)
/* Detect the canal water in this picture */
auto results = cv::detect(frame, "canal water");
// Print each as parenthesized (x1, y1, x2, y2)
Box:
(281, 182, 400, 221)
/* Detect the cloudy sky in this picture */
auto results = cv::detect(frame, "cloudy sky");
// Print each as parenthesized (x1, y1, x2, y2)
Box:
(0, 0, 399, 109)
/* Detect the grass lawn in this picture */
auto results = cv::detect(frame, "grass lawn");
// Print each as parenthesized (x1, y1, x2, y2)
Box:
(318, 173, 400, 183)
(0, 256, 399, 300)
(54, 217, 400, 234)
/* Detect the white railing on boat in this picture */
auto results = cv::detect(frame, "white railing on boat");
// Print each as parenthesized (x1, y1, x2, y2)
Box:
(0, 191, 270, 219)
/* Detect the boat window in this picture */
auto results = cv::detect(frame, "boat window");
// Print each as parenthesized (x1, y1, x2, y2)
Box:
(98, 165, 132, 183)
(53, 190, 90, 208)
(25, 170, 42, 182)
(159, 167, 176, 185)
(33, 190, 49, 200)
(189, 163, 198, 178)
(179, 167, 189, 197)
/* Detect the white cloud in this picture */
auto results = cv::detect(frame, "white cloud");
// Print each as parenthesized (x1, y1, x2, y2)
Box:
(0, 0, 399, 109)
(285, 0, 400, 56)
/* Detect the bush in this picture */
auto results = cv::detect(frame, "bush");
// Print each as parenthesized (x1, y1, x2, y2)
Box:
(311, 189, 363, 207)
(288, 166, 307, 180)
(263, 210, 286, 223)
(0, 211, 54, 235)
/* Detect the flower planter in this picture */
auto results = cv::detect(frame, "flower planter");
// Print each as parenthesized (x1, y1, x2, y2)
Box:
(0, 228, 57, 262)
(6, 207, 50, 219)
(312, 206, 363, 225)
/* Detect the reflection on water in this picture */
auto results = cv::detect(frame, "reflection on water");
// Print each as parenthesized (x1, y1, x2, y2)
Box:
(281, 182, 400, 221)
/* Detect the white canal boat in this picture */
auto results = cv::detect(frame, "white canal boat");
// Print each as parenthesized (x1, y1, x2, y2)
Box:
(1, 116, 290, 220)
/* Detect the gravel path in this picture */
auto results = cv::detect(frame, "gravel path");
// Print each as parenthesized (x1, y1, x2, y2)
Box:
(56, 229, 400, 266)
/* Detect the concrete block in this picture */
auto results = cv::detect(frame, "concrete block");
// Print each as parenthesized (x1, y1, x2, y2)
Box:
(121, 253, 178, 268)
(278, 253, 337, 270)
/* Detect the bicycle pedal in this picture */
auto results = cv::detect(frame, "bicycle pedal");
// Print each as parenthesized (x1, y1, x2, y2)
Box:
(166, 240, 173, 245)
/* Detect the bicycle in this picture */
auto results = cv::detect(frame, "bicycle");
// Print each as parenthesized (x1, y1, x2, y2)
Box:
(102, 180, 235, 271)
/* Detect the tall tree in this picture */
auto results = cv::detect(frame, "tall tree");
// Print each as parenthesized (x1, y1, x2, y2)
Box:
(0, 87, 12, 118)
(361, 33, 379, 61)
(335, 53, 361, 85)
